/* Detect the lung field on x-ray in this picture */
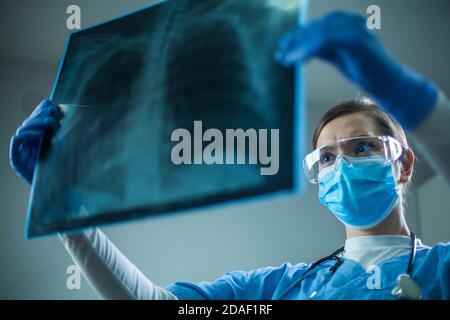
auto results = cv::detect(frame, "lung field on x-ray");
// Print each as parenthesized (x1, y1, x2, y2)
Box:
(27, 0, 297, 237)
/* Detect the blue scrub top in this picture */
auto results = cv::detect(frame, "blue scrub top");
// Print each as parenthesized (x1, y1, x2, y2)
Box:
(166, 242, 450, 300)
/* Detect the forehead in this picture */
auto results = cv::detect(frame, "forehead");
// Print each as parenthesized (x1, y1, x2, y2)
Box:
(316, 113, 380, 148)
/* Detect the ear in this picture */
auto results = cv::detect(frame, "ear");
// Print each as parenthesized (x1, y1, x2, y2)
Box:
(398, 148, 414, 184)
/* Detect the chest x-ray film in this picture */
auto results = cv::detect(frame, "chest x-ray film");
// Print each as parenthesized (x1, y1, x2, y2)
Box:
(26, 0, 307, 238)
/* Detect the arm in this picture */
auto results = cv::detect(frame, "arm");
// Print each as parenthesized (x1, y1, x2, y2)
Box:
(59, 228, 177, 300)
(275, 12, 449, 184)
(9, 99, 177, 300)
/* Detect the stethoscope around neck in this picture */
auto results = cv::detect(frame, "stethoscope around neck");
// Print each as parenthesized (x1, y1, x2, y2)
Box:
(276, 232, 421, 300)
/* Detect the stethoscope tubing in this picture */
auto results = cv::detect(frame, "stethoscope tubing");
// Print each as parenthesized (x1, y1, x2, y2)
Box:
(276, 233, 418, 300)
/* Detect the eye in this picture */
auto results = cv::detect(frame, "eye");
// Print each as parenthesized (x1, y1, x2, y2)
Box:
(355, 142, 375, 155)
(319, 152, 335, 165)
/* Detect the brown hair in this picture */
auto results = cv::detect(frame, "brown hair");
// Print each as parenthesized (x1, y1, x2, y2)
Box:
(312, 97, 408, 149)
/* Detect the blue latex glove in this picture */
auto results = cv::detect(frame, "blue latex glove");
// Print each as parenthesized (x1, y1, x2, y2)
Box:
(9, 99, 63, 185)
(275, 11, 438, 131)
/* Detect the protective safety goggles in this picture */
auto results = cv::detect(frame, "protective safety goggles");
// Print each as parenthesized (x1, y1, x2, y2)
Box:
(303, 135, 404, 184)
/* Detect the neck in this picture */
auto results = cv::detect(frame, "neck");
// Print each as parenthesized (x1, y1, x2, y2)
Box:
(346, 203, 410, 239)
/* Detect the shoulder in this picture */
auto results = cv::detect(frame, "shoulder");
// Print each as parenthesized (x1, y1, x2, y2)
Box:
(416, 241, 450, 299)
(423, 241, 450, 254)
(417, 241, 450, 263)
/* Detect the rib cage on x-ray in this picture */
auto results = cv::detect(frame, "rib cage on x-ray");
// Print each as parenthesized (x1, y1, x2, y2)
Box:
(27, 0, 302, 238)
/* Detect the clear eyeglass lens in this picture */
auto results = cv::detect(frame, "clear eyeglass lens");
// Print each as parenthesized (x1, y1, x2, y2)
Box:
(304, 136, 400, 183)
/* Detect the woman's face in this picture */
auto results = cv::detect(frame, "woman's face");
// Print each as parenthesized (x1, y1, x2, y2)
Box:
(316, 112, 413, 186)
(315, 112, 414, 236)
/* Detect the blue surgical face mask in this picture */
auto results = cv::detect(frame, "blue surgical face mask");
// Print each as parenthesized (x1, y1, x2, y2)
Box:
(318, 155, 400, 229)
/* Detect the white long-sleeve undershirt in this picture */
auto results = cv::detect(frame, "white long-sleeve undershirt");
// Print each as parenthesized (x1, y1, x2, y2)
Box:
(59, 228, 178, 300)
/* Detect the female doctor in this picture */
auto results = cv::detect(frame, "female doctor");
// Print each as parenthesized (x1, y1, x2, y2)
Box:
(9, 12, 450, 299)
